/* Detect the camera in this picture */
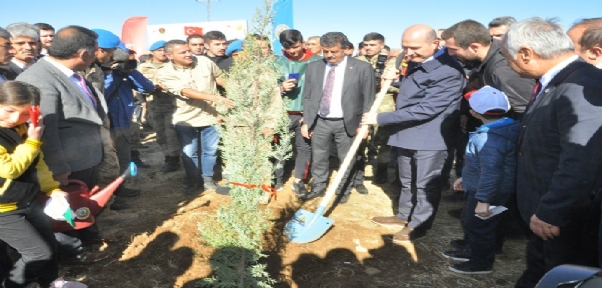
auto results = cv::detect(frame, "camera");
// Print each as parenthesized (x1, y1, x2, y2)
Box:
(112, 60, 138, 70)
(374, 54, 388, 89)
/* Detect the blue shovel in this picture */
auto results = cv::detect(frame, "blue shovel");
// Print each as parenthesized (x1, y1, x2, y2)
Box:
(285, 80, 393, 243)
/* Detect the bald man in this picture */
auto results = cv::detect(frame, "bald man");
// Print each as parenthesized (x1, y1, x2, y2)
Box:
(567, 18, 602, 67)
(363, 24, 466, 242)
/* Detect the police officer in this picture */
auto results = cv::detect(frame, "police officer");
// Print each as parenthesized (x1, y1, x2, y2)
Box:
(354, 32, 399, 188)
(137, 41, 181, 172)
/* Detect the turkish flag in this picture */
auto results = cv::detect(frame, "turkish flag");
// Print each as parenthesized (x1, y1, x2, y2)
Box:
(184, 26, 203, 36)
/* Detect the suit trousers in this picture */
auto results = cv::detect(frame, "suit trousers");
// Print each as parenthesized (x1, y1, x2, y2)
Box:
(0, 200, 58, 288)
(396, 148, 447, 230)
(310, 118, 356, 194)
(515, 218, 599, 288)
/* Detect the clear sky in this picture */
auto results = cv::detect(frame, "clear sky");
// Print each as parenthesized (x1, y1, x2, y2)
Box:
(0, 0, 598, 51)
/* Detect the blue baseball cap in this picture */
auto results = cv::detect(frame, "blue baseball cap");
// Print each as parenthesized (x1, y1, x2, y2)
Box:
(226, 39, 244, 56)
(149, 40, 166, 51)
(92, 29, 121, 49)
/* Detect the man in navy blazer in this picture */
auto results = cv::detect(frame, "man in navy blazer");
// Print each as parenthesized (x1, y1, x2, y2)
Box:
(501, 18, 602, 288)
(301, 32, 375, 202)
(363, 24, 465, 241)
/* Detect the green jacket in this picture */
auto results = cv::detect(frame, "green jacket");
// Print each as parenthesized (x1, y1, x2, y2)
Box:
(275, 54, 322, 111)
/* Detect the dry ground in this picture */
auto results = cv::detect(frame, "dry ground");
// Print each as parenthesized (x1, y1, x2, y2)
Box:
(57, 132, 527, 288)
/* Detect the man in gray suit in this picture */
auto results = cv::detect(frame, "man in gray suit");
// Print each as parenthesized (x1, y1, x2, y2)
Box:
(17, 25, 111, 265)
(363, 24, 465, 242)
(301, 32, 375, 203)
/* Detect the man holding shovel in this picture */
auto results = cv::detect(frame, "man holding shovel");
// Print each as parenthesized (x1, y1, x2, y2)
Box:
(301, 32, 375, 204)
(362, 24, 465, 241)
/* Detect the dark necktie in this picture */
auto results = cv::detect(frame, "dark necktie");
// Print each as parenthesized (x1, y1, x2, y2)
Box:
(525, 80, 542, 112)
(319, 64, 337, 116)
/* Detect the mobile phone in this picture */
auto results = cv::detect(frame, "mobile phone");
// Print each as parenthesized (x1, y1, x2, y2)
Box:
(288, 72, 299, 81)
(30, 106, 40, 127)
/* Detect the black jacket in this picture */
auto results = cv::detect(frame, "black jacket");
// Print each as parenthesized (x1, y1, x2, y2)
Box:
(517, 58, 602, 227)
(478, 40, 535, 114)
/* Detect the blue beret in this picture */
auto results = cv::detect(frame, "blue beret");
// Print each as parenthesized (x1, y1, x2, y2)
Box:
(92, 29, 120, 49)
(226, 40, 244, 56)
(149, 40, 166, 51)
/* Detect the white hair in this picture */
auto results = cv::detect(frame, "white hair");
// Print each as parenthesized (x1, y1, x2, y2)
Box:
(5, 22, 40, 41)
(502, 17, 574, 60)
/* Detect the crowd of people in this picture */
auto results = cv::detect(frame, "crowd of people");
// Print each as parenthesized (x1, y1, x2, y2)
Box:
(1, 14, 602, 287)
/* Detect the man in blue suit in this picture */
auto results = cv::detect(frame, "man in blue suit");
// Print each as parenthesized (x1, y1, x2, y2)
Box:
(363, 24, 465, 241)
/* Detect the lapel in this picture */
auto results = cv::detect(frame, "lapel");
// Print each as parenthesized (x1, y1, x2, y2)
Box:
(39, 59, 97, 111)
(316, 59, 326, 91)
(521, 60, 583, 126)
(342, 57, 357, 96)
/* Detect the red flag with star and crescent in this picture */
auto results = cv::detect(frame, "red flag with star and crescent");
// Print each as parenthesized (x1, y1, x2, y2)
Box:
(184, 26, 203, 36)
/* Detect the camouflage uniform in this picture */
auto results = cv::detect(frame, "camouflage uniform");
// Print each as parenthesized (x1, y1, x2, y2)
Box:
(137, 62, 181, 160)
(354, 54, 399, 184)
(81, 63, 120, 186)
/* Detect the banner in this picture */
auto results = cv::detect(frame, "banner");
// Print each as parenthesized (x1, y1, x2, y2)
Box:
(121, 16, 148, 54)
(271, 0, 294, 55)
(147, 20, 247, 49)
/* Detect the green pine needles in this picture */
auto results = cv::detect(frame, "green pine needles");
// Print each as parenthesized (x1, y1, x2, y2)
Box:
(197, 1, 292, 287)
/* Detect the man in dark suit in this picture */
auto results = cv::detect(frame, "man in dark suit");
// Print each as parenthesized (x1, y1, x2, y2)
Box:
(17, 25, 112, 265)
(363, 24, 465, 241)
(301, 32, 375, 203)
(500, 18, 602, 288)
(0, 28, 15, 82)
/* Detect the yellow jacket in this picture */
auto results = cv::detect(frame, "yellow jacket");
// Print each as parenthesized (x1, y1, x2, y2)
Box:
(0, 124, 61, 213)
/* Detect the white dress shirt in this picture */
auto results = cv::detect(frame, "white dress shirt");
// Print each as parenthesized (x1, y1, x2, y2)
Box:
(43, 57, 97, 107)
(537, 55, 579, 98)
(320, 56, 348, 118)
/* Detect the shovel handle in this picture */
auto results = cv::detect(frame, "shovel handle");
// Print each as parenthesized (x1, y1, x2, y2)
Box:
(316, 79, 394, 211)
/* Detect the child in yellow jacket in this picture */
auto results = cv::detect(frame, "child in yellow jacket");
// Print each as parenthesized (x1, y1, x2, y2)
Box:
(0, 81, 70, 288)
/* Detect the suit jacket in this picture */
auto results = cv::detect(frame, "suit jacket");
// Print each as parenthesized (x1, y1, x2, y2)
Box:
(0, 62, 23, 80)
(377, 52, 465, 150)
(303, 57, 375, 136)
(517, 58, 602, 227)
(16, 58, 105, 176)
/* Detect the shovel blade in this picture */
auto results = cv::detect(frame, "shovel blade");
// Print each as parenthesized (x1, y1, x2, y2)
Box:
(285, 209, 334, 243)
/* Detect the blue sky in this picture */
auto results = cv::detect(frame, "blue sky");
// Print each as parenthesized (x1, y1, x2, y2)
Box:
(0, 0, 597, 51)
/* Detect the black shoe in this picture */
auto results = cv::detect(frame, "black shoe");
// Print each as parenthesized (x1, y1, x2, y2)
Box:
(292, 181, 308, 196)
(338, 194, 350, 204)
(450, 239, 467, 250)
(303, 188, 325, 200)
(114, 187, 140, 197)
(442, 250, 470, 262)
(110, 198, 130, 210)
(447, 208, 463, 219)
(354, 184, 369, 195)
(215, 185, 231, 195)
(449, 260, 492, 275)
(132, 159, 151, 168)
(161, 156, 179, 172)
(203, 177, 217, 190)
(274, 180, 284, 191)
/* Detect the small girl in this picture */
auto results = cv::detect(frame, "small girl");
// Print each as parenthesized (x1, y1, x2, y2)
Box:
(0, 81, 70, 288)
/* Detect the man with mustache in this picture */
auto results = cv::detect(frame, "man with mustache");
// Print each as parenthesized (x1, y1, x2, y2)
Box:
(157, 40, 233, 194)
(2, 23, 39, 79)
(301, 32, 375, 203)
(0, 28, 15, 82)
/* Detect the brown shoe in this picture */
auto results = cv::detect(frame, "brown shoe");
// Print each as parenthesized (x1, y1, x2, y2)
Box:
(371, 216, 408, 228)
(59, 251, 113, 265)
(392, 226, 426, 242)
